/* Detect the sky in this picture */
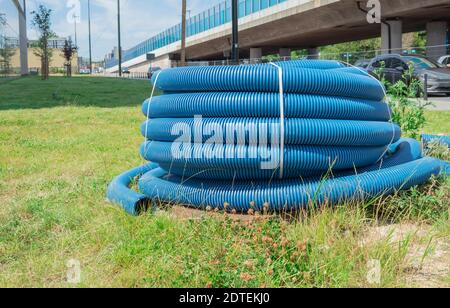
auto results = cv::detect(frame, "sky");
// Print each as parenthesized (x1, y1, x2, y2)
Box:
(0, 0, 219, 60)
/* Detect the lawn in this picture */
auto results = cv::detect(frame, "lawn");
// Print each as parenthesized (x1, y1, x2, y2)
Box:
(0, 76, 448, 288)
(423, 109, 450, 135)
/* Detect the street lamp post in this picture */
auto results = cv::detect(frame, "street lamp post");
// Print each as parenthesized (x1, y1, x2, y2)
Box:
(231, 0, 239, 63)
(88, 0, 93, 74)
(180, 0, 187, 67)
(117, 0, 122, 77)
(73, 13, 78, 48)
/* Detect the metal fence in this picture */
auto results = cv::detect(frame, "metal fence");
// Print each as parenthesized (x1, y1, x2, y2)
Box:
(1, 66, 84, 78)
(179, 44, 450, 67)
(102, 71, 150, 80)
(0, 67, 19, 79)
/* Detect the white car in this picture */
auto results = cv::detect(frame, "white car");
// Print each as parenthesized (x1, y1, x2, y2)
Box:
(438, 55, 450, 67)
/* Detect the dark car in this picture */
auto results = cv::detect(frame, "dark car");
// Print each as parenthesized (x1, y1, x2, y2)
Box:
(148, 66, 161, 79)
(122, 67, 130, 74)
(438, 55, 450, 68)
(367, 54, 450, 95)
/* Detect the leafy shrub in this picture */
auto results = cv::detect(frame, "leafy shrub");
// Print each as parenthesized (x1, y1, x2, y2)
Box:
(374, 63, 431, 139)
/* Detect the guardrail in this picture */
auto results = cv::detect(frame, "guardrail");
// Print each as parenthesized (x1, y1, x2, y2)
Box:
(103, 72, 150, 80)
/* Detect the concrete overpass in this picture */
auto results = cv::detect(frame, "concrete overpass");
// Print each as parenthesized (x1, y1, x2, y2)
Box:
(105, 0, 450, 73)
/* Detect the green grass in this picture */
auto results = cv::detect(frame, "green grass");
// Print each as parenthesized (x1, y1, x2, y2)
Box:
(424, 110, 450, 135)
(0, 76, 151, 110)
(0, 76, 448, 288)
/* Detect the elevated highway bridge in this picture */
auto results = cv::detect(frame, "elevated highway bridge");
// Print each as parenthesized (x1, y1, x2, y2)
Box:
(105, 0, 450, 73)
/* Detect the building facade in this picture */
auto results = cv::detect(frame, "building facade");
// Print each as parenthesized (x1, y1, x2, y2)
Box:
(4, 37, 78, 73)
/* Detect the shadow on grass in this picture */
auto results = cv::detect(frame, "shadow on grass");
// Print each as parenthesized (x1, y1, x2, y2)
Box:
(0, 76, 154, 110)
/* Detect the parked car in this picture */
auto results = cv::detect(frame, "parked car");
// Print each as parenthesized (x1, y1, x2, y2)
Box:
(79, 69, 91, 74)
(438, 55, 450, 68)
(147, 66, 161, 79)
(366, 54, 450, 96)
(354, 59, 371, 69)
(122, 67, 130, 74)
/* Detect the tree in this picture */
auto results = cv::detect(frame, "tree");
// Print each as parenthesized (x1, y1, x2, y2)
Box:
(0, 14, 15, 76)
(61, 38, 77, 77)
(0, 38, 15, 76)
(412, 31, 427, 53)
(0, 13, 6, 74)
(262, 38, 381, 63)
(31, 5, 55, 80)
(0, 13, 5, 26)
(320, 38, 381, 64)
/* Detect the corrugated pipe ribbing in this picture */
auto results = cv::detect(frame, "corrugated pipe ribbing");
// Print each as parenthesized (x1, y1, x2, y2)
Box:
(107, 60, 449, 215)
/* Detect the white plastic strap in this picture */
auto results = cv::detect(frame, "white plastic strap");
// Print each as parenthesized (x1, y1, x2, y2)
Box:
(143, 71, 161, 157)
(269, 62, 286, 179)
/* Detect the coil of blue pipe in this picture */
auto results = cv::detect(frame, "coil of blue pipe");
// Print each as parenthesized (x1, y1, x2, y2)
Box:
(107, 60, 449, 216)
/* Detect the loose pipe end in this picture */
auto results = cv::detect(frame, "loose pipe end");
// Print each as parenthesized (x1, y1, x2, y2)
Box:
(107, 163, 158, 216)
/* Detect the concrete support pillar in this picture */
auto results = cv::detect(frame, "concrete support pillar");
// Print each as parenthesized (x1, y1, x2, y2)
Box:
(307, 47, 319, 59)
(448, 29, 450, 54)
(381, 19, 403, 54)
(448, 28, 450, 54)
(279, 48, 291, 58)
(18, 5, 28, 76)
(250, 48, 262, 60)
(426, 21, 448, 61)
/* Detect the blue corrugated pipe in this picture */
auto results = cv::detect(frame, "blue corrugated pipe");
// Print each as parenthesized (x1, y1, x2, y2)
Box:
(422, 134, 450, 148)
(107, 60, 449, 215)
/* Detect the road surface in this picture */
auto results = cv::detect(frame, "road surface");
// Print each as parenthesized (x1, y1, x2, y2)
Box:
(428, 96, 450, 111)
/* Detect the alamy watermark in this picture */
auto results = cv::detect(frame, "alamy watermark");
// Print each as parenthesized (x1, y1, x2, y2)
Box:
(167, 115, 282, 170)
(66, 0, 81, 24)
(365, 0, 381, 24)
(366, 259, 381, 285)
(66, 259, 81, 284)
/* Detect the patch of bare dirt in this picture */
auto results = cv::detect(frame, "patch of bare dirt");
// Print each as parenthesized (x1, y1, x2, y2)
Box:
(362, 223, 450, 288)
(166, 205, 257, 222)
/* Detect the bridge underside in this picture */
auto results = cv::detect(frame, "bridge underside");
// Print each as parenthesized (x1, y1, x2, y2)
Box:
(185, 0, 450, 60)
